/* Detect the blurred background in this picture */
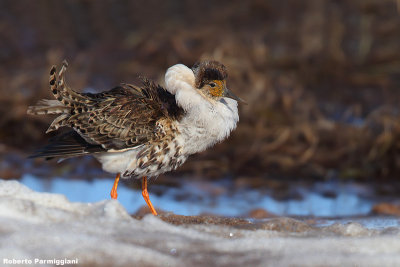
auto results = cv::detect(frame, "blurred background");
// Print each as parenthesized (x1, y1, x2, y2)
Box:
(1, 0, 400, 217)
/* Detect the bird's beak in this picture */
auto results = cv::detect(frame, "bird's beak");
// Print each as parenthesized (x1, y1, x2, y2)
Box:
(224, 86, 247, 104)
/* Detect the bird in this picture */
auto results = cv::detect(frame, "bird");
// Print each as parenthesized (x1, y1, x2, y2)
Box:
(27, 60, 242, 215)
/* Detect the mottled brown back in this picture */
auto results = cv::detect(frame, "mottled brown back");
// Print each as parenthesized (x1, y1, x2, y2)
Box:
(28, 61, 184, 158)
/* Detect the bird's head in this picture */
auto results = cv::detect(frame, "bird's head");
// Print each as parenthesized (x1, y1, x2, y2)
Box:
(192, 61, 244, 103)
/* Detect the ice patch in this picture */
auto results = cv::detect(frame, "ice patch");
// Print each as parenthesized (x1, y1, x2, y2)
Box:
(20, 174, 375, 217)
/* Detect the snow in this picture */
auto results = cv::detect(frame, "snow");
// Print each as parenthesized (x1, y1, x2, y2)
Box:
(1, 179, 400, 267)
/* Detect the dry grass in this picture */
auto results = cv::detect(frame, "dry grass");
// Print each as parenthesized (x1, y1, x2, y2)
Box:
(1, 0, 400, 182)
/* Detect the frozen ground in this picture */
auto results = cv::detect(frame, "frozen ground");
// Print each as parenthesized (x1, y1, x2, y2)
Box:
(1, 180, 400, 266)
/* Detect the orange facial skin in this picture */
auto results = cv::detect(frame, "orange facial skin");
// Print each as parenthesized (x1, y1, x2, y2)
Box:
(208, 80, 226, 97)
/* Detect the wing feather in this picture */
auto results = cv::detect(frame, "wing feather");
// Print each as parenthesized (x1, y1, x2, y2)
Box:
(29, 131, 104, 159)
(66, 79, 184, 151)
(28, 62, 184, 159)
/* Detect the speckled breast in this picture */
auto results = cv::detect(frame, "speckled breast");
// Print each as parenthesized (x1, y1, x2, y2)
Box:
(122, 139, 188, 178)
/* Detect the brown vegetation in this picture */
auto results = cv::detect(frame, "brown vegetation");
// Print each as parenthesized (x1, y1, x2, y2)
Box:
(1, 0, 400, 182)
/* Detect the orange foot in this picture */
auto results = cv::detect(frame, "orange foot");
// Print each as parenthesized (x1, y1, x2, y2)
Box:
(142, 176, 158, 215)
(110, 173, 120, 199)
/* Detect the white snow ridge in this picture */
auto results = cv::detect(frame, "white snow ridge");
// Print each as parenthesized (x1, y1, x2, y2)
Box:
(0, 179, 400, 267)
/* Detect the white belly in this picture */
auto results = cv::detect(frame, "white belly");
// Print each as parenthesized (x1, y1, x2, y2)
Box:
(94, 141, 188, 179)
(94, 148, 142, 176)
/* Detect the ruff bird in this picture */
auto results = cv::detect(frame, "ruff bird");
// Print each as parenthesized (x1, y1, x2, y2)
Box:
(28, 60, 242, 215)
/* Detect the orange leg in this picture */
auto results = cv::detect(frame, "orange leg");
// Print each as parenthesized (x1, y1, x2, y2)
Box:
(110, 173, 120, 199)
(142, 177, 158, 215)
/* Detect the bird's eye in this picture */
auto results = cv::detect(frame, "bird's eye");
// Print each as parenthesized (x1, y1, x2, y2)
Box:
(209, 82, 216, 88)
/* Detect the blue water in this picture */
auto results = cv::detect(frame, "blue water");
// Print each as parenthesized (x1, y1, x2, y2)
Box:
(316, 217, 400, 229)
(19, 174, 375, 217)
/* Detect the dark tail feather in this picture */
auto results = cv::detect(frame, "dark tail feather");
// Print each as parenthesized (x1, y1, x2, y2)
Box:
(29, 131, 105, 160)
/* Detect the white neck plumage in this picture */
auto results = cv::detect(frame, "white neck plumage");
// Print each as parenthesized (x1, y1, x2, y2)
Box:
(164, 64, 239, 154)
